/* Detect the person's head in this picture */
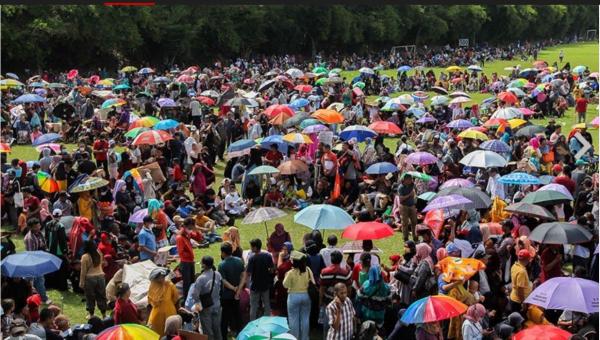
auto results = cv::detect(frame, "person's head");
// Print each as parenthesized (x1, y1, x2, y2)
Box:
(445, 243, 461, 257)
(149, 267, 170, 283)
(501, 219, 514, 234)
(2, 299, 15, 314)
(250, 238, 262, 253)
(330, 250, 343, 265)
(39, 308, 55, 327)
(291, 251, 307, 273)
(221, 242, 233, 259)
(143, 215, 154, 228)
(164, 315, 182, 336)
(360, 252, 372, 267)
(274, 223, 285, 234)
(327, 235, 338, 247)
(404, 240, 416, 254)
(334, 282, 348, 301)
(201, 256, 215, 272)
(28, 218, 41, 233)
(270, 143, 278, 152)
(468, 280, 479, 293)
(517, 249, 532, 266)
(183, 217, 195, 231)
(402, 174, 413, 185)
(54, 314, 70, 331)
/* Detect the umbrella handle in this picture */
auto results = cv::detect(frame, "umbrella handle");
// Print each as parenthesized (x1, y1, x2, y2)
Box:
(264, 221, 269, 239)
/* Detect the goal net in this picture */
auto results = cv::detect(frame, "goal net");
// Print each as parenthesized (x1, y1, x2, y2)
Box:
(586, 29, 597, 41)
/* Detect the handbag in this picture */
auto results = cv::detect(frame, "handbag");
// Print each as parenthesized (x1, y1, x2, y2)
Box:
(13, 181, 24, 208)
(307, 271, 318, 300)
(198, 272, 216, 309)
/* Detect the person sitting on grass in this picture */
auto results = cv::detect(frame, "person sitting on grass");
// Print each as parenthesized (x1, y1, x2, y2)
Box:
(263, 184, 284, 208)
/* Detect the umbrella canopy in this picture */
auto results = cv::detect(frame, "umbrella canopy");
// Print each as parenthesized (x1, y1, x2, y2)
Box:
(418, 192, 437, 201)
(431, 86, 448, 95)
(286, 68, 304, 78)
(282, 133, 312, 144)
(368, 121, 402, 134)
(101, 98, 127, 109)
(458, 129, 488, 141)
(278, 160, 309, 175)
(437, 257, 486, 283)
(133, 130, 173, 145)
(479, 140, 511, 153)
(405, 151, 438, 166)
(294, 204, 354, 230)
(1, 251, 62, 278)
(289, 98, 310, 109)
(124, 127, 149, 138)
(521, 190, 572, 206)
(265, 105, 295, 119)
(434, 187, 492, 210)
(537, 183, 574, 200)
(396, 94, 415, 105)
(248, 165, 280, 176)
(459, 150, 507, 168)
(467, 65, 483, 72)
(113, 84, 131, 91)
(157, 98, 177, 108)
(401, 171, 432, 182)
(36, 171, 59, 193)
(497, 91, 518, 104)
(238, 316, 290, 340)
(246, 333, 296, 340)
(529, 222, 592, 244)
(259, 135, 289, 154)
(342, 222, 394, 240)
(365, 162, 398, 175)
(128, 209, 149, 224)
(416, 116, 437, 124)
(397, 65, 412, 72)
(96, 324, 159, 340)
(153, 119, 179, 130)
(497, 172, 541, 185)
(423, 194, 472, 212)
(311, 109, 344, 124)
(227, 139, 257, 158)
(449, 96, 471, 105)
(400, 295, 468, 324)
(13, 93, 46, 104)
(504, 202, 556, 220)
(447, 119, 473, 129)
(439, 178, 475, 190)
(431, 95, 449, 106)
(69, 176, 109, 193)
(513, 325, 572, 340)
(242, 207, 287, 225)
(339, 125, 377, 142)
(0, 143, 11, 153)
(32, 133, 62, 146)
(130, 116, 159, 129)
(491, 107, 523, 120)
(524, 277, 599, 314)
(515, 124, 545, 137)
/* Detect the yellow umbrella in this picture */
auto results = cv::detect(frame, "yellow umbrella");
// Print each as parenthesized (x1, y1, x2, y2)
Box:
(446, 66, 463, 73)
(507, 119, 527, 129)
(0, 79, 25, 89)
(458, 129, 489, 141)
(121, 66, 138, 73)
(98, 79, 114, 87)
(572, 123, 588, 129)
(283, 133, 313, 144)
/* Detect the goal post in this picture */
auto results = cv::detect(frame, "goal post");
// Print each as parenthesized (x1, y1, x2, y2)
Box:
(586, 29, 597, 41)
(391, 45, 416, 60)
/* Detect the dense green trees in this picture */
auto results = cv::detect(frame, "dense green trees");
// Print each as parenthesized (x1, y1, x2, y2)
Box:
(1, 5, 597, 72)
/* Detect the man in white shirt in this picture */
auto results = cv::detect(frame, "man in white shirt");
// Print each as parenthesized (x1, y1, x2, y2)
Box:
(224, 186, 247, 216)
(190, 98, 202, 128)
(320, 235, 347, 269)
(486, 168, 505, 200)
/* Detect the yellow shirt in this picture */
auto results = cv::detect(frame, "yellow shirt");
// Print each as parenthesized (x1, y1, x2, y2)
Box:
(195, 214, 212, 227)
(510, 262, 531, 303)
(283, 268, 314, 293)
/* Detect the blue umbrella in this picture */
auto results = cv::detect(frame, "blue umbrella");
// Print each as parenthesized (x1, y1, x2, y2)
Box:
(405, 107, 425, 117)
(381, 101, 403, 112)
(573, 65, 586, 74)
(29, 82, 46, 88)
(365, 162, 399, 175)
(152, 76, 171, 83)
(299, 118, 320, 129)
(228, 139, 256, 153)
(238, 316, 290, 340)
(447, 119, 473, 129)
(339, 125, 377, 142)
(138, 67, 154, 75)
(1, 251, 62, 278)
(351, 76, 362, 84)
(482, 96, 497, 105)
(519, 68, 539, 78)
(294, 204, 355, 230)
(498, 172, 541, 185)
(397, 65, 412, 73)
(289, 98, 309, 109)
(539, 175, 555, 185)
(479, 140, 511, 153)
(153, 119, 179, 130)
(6, 72, 19, 80)
(12, 93, 46, 104)
(260, 135, 289, 154)
(32, 133, 61, 146)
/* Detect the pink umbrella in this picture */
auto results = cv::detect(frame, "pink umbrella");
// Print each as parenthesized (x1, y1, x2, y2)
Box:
(35, 143, 62, 153)
(128, 208, 149, 224)
(536, 92, 547, 103)
(67, 69, 78, 80)
(520, 108, 536, 116)
(89, 75, 100, 84)
(176, 74, 194, 84)
(440, 178, 475, 190)
(405, 152, 438, 166)
(303, 124, 329, 134)
(591, 116, 599, 127)
(538, 184, 574, 200)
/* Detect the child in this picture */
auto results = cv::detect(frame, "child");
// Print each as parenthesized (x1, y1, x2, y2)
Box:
(468, 280, 485, 303)
(1, 299, 15, 338)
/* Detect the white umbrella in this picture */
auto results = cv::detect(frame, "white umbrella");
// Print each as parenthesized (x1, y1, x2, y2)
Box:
(491, 107, 523, 120)
(396, 94, 414, 105)
(450, 96, 471, 104)
(459, 150, 507, 168)
(242, 207, 287, 237)
(359, 67, 375, 75)
(285, 68, 304, 79)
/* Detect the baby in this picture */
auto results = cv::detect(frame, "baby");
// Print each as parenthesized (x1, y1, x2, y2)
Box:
(469, 280, 485, 303)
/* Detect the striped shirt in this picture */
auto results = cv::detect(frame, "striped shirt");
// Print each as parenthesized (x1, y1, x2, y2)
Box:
(326, 298, 355, 340)
(320, 265, 352, 304)
(24, 231, 46, 252)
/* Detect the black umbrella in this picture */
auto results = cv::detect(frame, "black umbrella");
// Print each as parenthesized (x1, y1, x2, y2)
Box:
(529, 222, 592, 244)
(504, 202, 556, 220)
(52, 103, 76, 120)
(433, 187, 491, 210)
(431, 86, 449, 95)
(515, 125, 545, 137)
(521, 190, 572, 206)
(258, 79, 276, 92)
(225, 97, 253, 107)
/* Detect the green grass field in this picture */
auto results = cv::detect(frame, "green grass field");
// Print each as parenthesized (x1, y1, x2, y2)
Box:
(3, 42, 598, 326)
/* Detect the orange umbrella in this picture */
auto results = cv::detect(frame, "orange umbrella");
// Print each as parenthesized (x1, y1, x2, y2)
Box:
(497, 91, 518, 104)
(482, 118, 508, 128)
(278, 160, 309, 175)
(424, 209, 445, 238)
(436, 257, 486, 283)
(312, 109, 344, 124)
(269, 112, 292, 125)
(368, 121, 402, 134)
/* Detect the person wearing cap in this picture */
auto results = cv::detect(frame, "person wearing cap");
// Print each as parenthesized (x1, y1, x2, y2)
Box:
(147, 268, 179, 337)
(191, 256, 222, 339)
(176, 217, 196, 299)
(509, 249, 532, 313)
(52, 192, 72, 217)
(44, 209, 69, 291)
(138, 216, 157, 261)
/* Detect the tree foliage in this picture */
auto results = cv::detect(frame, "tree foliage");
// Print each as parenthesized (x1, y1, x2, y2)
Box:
(1, 5, 597, 72)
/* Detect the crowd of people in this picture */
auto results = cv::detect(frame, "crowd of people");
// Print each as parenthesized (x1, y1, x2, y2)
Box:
(0, 39, 599, 340)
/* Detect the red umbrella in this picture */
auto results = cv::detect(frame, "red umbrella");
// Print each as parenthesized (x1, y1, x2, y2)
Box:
(197, 96, 215, 106)
(67, 69, 79, 80)
(264, 104, 295, 119)
(88, 75, 100, 84)
(352, 87, 364, 97)
(342, 222, 395, 240)
(424, 209, 445, 238)
(243, 78, 255, 85)
(497, 91, 518, 104)
(176, 74, 194, 84)
(368, 121, 402, 134)
(132, 130, 173, 145)
(294, 84, 313, 93)
(513, 325, 571, 340)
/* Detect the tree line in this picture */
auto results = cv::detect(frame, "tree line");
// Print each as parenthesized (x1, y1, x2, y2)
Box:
(1, 5, 597, 73)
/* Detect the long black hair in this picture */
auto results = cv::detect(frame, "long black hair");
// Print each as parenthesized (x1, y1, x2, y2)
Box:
(84, 240, 101, 267)
(292, 256, 307, 274)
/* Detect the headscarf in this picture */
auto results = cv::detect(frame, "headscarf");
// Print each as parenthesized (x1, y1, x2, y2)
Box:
(223, 227, 240, 252)
(414, 243, 433, 269)
(367, 265, 382, 284)
(464, 303, 486, 323)
(164, 314, 182, 336)
(529, 137, 540, 150)
(40, 198, 51, 222)
(147, 199, 163, 219)
(149, 267, 170, 281)
(113, 179, 126, 201)
(436, 247, 448, 262)
(68, 217, 94, 257)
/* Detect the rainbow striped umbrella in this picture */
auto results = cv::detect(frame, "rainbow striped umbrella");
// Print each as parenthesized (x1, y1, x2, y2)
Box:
(96, 324, 159, 340)
(129, 116, 159, 129)
(36, 171, 59, 193)
(400, 295, 468, 324)
(124, 127, 149, 138)
(101, 98, 126, 109)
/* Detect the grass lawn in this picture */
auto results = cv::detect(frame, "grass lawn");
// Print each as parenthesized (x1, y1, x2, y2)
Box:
(3, 42, 598, 326)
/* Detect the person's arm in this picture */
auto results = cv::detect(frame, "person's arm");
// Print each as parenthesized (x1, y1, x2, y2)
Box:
(79, 255, 88, 288)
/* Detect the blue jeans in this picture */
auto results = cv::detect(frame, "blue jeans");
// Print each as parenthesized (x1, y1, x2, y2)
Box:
(287, 292, 311, 340)
(32, 276, 48, 302)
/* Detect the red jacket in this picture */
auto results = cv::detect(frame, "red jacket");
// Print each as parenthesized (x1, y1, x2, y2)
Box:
(176, 232, 194, 263)
(114, 298, 140, 325)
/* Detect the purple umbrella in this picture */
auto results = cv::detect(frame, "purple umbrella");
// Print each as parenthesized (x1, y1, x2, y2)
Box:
(157, 98, 176, 108)
(416, 116, 437, 124)
(537, 183, 574, 200)
(447, 119, 473, 130)
(439, 178, 475, 190)
(302, 124, 329, 134)
(128, 208, 149, 224)
(423, 194, 472, 212)
(479, 140, 511, 153)
(490, 81, 504, 91)
(524, 277, 598, 314)
(405, 152, 438, 166)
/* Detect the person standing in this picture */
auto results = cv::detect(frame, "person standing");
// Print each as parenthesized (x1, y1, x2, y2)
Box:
(147, 268, 179, 337)
(509, 249, 533, 313)
(93, 133, 109, 176)
(283, 251, 314, 340)
(326, 283, 356, 340)
(23, 218, 50, 305)
(44, 209, 69, 291)
(79, 240, 107, 319)
(218, 243, 245, 340)
(245, 238, 275, 320)
(575, 96, 588, 123)
(176, 218, 195, 299)
(320, 250, 352, 338)
(398, 175, 418, 241)
(192, 256, 222, 340)
(190, 97, 202, 129)
(138, 216, 157, 262)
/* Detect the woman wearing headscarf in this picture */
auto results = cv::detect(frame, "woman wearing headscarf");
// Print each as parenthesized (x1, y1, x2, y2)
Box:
(147, 268, 179, 337)
(222, 226, 243, 259)
(68, 216, 94, 259)
(461, 303, 490, 340)
(356, 265, 392, 329)
(390, 240, 417, 306)
(447, 277, 476, 340)
(113, 179, 133, 224)
(267, 223, 291, 263)
(160, 315, 182, 340)
(77, 190, 96, 223)
(274, 242, 294, 316)
(409, 243, 435, 301)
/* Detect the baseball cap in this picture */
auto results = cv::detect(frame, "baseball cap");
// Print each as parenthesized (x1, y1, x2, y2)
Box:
(575, 159, 589, 166)
(52, 209, 62, 217)
(517, 249, 532, 260)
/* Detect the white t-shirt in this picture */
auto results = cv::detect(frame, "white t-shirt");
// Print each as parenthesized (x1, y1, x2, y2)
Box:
(190, 100, 201, 117)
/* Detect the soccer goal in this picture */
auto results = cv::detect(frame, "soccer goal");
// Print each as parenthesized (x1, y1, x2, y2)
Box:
(586, 29, 597, 41)
(391, 45, 417, 60)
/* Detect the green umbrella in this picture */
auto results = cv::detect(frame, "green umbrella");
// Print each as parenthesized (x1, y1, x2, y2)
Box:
(135, 91, 152, 98)
(124, 127, 149, 138)
(248, 165, 280, 176)
(329, 68, 342, 75)
(353, 81, 366, 89)
(521, 190, 572, 206)
(315, 78, 327, 86)
(299, 118, 320, 129)
(418, 192, 437, 201)
(113, 84, 131, 91)
(312, 66, 328, 75)
(401, 171, 432, 182)
(69, 176, 110, 193)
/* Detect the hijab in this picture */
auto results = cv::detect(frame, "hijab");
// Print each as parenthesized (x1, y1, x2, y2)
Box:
(414, 243, 433, 269)
(113, 179, 126, 201)
(464, 303, 486, 323)
(368, 265, 382, 284)
(147, 198, 163, 219)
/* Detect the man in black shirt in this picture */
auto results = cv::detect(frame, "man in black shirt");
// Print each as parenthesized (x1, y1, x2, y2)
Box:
(243, 239, 274, 321)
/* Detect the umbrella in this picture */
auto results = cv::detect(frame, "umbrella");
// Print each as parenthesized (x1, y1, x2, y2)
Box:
(302, 124, 328, 134)
(0, 79, 25, 89)
(434, 187, 492, 210)
(449, 96, 471, 105)
(243, 207, 287, 237)
(278, 160, 309, 175)
(507, 87, 526, 97)
(418, 192, 437, 201)
(128, 209, 149, 224)
(120, 66, 138, 73)
(132, 130, 173, 145)
(401, 171, 432, 182)
(504, 202, 556, 220)
(130, 116, 159, 129)
(446, 66, 462, 73)
(52, 103, 76, 120)
(573, 65, 587, 74)
(515, 124, 545, 137)
(416, 116, 437, 124)
(359, 67, 374, 75)
(447, 119, 473, 129)
(0, 143, 11, 153)
(1, 251, 62, 278)
(520, 107, 536, 116)
(5, 72, 19, 79)
(508, 119, 528, 129)
(459, 150, 507, 168)
(327, 102, 345, 111)
(342, 222, 394, 240)
(400, 295, 468, 324)
(412, 91, 429, 101)
(32, 133, 62, 146)
(339, 125, 377, 142)
(521, 190, 572, 206)
(259, 135, 289, 154)
(258, 80, 276, 92)
(289, 98, 310, 109)
(397, 65, 412, 73)
(157, 98, 176, 108)
(67, 69, 78, 79)
(381, 101, 405, 112)
(467, 65, 483, 72)
(352, 81, 365, 89)
(282, 133, 312, 144)
(201, 90, 220, 98)
(368, 121, 403, 135)
(437, 257, 486, 283)
(591, 116, 600, 128)
(12, 93, 46, 104)
(36, 171, 59, 193)
(431, 86, 448, 95)
(265, 105, 295, 119)
(312, 66, 328, 75)
(491, 107, 522, 120)
(430, 95, 449, 106)
(479, 140, 510, 153)
(513, 325, 571, 340)
(537, 183, 574, 200)
(238, 316, 290, 340)
(424, 209, 445, 237)
(449, 91, 470, 98)
(248, 165, 280, 176)
(497, 172, 541, 185)
(153, 119, 179, 130)
(286, 68, 304, 78)
(138, 67, 155, 75)
(524, 277, 598, 314)
(365, 162, 398, 175)
(405, 151, 438, 166)
(227, 139, 257, 158)
(101, 98, 126, 109)
(539, 175, 555, 185)
(397, 94, 415, 105)
(423, 194, 472, 212)
(69, 177, 109, 193)
(519, 68, 539, 78)
(497, 91, 518, 104)
(298, 118, 320, 130)
(124, 127, 149, 138)
(439, 178, 475, 190)
(247, 333, 296, 340)
(311, 109, 344, 124)
(294, 204, 354, 230)
(113, 84, 131, 91)
(197, 96, 216, 106)
(96, 323, 159, 340)
(528, 222, 592, 244)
